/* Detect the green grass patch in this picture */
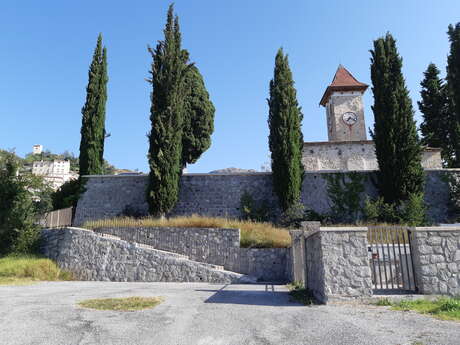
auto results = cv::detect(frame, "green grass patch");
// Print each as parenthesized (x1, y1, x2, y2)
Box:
(78, 297, 164, 311)
(373, 297, 393, 306)
(0, 255, 73, 285)
(287, 281, 317, 305)
(374, 297, 460, 321)
(84, 215, 291, 248)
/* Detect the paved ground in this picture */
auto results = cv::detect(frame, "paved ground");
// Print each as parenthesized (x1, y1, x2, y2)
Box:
(0, 282, 458, 345)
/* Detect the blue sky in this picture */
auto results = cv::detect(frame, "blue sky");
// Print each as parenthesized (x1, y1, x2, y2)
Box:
(1, 1, 459, 173)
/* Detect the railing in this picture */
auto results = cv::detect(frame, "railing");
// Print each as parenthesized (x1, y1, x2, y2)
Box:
(368, 226, 417, 292)
(39, 207, 73, 228)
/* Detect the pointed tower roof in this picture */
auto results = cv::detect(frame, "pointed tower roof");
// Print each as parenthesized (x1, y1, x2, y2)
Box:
(319, 65, 368, 106)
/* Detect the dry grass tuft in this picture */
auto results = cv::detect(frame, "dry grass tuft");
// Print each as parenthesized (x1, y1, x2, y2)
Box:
(84, 215, 291, 248)
(78, 296, 164, 311)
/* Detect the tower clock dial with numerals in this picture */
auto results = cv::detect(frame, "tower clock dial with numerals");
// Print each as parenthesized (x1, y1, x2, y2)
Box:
(342, 112, 358, 126)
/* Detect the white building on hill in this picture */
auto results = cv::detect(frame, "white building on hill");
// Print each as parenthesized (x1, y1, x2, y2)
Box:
(32, 160, 77, 190)
(32, 144, 43, 155)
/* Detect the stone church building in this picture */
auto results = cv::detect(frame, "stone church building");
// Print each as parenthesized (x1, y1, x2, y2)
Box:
(302, 65, 442, 171)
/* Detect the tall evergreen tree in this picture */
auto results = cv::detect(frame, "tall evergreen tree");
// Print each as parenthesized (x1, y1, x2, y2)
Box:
(418, 63, 453, 166)
(370, 33, 424, 205)
(146, 4, 189, 216)
(181, 63, 215, 167)
(79, 34, 108, 176)
(267, 48, 304, 211)
(446, 23, 460, 167)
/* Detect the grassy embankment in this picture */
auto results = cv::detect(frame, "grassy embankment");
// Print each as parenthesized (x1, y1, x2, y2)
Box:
(78, 297, 164, 311)
(84, 215, 291, 248)
(375, 297, 460, 321)
(0, 255, 73, 285)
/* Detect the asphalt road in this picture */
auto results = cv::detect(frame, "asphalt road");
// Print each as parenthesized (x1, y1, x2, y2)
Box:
(0, 282, 458, 345)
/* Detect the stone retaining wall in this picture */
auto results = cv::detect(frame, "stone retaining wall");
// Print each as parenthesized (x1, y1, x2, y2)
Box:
(40, 228, 253, 284)
(74, 170, 458, 226)
(93, 227, 288, 282)
(411, 227, 460, 296)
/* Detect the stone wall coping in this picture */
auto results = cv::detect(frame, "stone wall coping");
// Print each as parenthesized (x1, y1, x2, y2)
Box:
(319, 226, 368, 232)
(80, 172, 272, 178)
(302, 227, 367, 240)
(80, 169, 459, 179)
(299, 226, 460, 240)
(94, 226, 240, 231)
(413, 226, 460, 232)
(303, 140, 374, 146)
(44, 226, 92, 232)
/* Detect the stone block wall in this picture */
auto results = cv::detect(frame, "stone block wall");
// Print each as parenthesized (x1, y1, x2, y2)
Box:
(305, 231, 325, 301)
(304, 228, 373, 303)
(74, 170, 458, 227)
(411, 227, 460, 296)
(289, 230, 307, 285)
(94, 227, 240, 268)
(93, 226, 288, 282)
(40, 227, 252, 284)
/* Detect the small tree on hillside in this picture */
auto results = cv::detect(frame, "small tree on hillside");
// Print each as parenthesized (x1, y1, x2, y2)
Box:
(181, 63, 215, 167)
(446, 23, 460, 167)
(418, 63, 454, 166)
(370, 33, 424, 205)
(146, 4, 189, 216)
(267, 48, 304, 211)
(79, 33, 108, 176)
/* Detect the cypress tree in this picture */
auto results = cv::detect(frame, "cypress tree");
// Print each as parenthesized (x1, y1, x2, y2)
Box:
(146, 4, 189, 216)
(446, 23, 460, 167)
(370, 33, 424, 205)
(79, 34, 108, 176)
(181, 63, 215, 167)
(267, 48, 304, 211)
(418, 63, 453, 166)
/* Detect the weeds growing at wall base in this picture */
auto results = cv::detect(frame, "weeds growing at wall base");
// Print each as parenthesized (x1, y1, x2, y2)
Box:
(84, 215, 291, 248)
(287, 281, 317, 305)
(374, 297, 460, 321)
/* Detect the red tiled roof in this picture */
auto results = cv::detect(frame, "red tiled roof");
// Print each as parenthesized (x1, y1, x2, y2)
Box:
(320, 65, 368, 106)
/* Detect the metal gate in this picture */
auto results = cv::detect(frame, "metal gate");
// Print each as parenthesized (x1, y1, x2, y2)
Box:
(368, 226, 417, 292)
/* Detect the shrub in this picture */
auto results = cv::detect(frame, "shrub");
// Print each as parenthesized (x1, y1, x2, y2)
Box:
(52, 178, 86, 210)
(239, 191, 271, 222)
(118, 204, 147, 219)
(445, 172, 460, 222)
(364, 193, 426, 226)
(399, 192, 426, 226)
(278, 200, 306, 228)
(324, 172, 366, 224)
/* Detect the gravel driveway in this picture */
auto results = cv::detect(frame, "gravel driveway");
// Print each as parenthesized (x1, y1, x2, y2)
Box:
(0, 282, 458, 345)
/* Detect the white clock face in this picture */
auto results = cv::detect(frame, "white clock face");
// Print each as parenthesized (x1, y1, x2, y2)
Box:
(342, 112, 358, 126)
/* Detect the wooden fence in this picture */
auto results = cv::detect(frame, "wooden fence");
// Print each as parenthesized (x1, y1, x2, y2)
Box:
(39, 207, 73, 228)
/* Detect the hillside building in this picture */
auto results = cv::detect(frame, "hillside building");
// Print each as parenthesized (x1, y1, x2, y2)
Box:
(32, 144, 43, 155)
(32, 160, 77, 190)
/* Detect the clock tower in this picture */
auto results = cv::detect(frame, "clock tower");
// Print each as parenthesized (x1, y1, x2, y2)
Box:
(320, 65, 368, 142)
